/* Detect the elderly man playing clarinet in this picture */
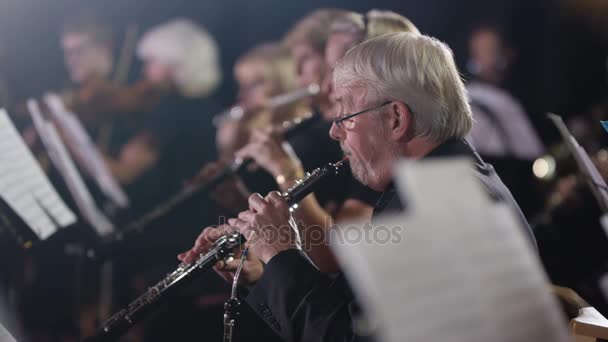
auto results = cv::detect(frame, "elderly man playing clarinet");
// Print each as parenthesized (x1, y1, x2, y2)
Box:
(180, 32, 536, 342)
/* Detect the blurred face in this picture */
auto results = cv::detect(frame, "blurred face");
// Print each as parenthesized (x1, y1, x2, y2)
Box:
(235, 59, 275, 110)
(143, 57, 174, 85)
(291, 42, 325, 88)
(329, 83, 392, 191)
(291, 42, 330, 114)
(322, 32, 361, 119)
(61, 32, 112, 84)
(469, 29, 507, 84)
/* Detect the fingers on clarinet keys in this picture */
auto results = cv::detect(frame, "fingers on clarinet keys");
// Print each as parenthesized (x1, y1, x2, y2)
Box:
(177, 224, 234, 264)
(214, 248, 264, 285)
(217, 257, 236, 271)
(225, 253, 236, 264)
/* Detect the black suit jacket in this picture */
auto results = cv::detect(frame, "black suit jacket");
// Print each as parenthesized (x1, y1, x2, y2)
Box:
(245, 139, 537, 342)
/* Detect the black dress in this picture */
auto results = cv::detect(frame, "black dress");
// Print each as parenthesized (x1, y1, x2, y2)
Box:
(108, 93, 219, 217)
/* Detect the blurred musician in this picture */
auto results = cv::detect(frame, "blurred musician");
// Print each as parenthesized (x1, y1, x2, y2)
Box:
(201, 42, 312, 214)
(110, 17, 222, 315)
(182, 32, 536, 342)
(109, 18, 224, 342)
(216, 42, 309, 160)
(104, 18, 221, 215)
(465, 23, 545, 216)
(59, 16, 168, 136)
(61, 15, 113, 89)
(14, 14, 115, 151)
(59, 13, 118, 129)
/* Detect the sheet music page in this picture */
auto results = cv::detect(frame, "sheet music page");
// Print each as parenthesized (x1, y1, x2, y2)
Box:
(27, 100, 114, 236)
(43, 121, 115, 236)
(0, 109, 76, 239)
(0, 322, 16, 342)
(43, 93, 129, 208)
(330, 158, 570, 342)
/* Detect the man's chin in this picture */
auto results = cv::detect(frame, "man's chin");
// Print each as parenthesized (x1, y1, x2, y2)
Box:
(350, 165, 368, 186)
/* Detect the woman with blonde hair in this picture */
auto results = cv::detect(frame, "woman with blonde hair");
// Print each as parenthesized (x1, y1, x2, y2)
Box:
(216, 42, 310, 160)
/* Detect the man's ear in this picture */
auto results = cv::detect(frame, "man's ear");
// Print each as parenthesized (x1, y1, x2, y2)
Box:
(388, 101, 413, 142)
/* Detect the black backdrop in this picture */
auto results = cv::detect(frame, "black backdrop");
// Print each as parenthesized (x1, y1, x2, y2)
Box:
(0, 0, 606, 143)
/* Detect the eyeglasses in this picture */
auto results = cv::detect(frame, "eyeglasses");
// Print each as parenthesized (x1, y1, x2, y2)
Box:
(333, 100, 392, 129)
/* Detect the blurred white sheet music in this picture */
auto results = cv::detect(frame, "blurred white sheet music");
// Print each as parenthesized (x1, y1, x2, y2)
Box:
(0, 109, 76, 240)
(0, 322, 16, 342)
(331, 158, 570, 342)
(43, 93, 129, 208)
(27, 100, 114, 236)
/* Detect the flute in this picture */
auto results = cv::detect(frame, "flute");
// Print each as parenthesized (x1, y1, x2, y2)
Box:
(212, 83, 320, 126)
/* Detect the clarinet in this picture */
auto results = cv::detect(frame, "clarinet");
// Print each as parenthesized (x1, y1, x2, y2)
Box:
(85, 158, 349, 342)
(111, 112, 318, 242)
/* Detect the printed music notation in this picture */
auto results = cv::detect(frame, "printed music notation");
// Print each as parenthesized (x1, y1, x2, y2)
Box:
(0, 109, 76, 240)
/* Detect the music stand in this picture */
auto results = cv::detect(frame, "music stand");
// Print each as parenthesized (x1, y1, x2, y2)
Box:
(0, 196, 37, 249)
(548, 113, 608, 228)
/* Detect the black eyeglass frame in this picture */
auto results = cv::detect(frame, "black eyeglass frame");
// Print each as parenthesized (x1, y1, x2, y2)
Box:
(333, 100, 392, 128)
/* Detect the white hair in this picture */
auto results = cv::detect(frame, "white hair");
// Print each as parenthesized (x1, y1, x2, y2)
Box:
(137, 18, 221, 97)
(334, 32, 472, 142)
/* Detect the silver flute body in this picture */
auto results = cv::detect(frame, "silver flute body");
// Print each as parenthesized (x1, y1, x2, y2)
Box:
(85, 159, 348, 342)
(212, 83, 320, 126)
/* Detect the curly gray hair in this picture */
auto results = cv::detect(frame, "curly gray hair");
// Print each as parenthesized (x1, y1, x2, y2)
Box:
(137, 18, 221, 97)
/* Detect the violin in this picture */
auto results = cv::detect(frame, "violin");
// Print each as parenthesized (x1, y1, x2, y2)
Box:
(62, 77, 168, 127)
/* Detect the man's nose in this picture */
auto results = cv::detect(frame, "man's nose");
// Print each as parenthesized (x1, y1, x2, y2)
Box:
(329, 121, 344, 141)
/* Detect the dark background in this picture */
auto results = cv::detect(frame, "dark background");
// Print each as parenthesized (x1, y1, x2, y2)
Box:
(0, 0, 607, 145)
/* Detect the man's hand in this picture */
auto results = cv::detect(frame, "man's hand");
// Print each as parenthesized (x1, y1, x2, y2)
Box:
(177, 224, 264, 286)
(213, 244, 264, 285)
(235, 128, 303, 179)
(177, 224, 235, 264)
(229, 192, 298, 264)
